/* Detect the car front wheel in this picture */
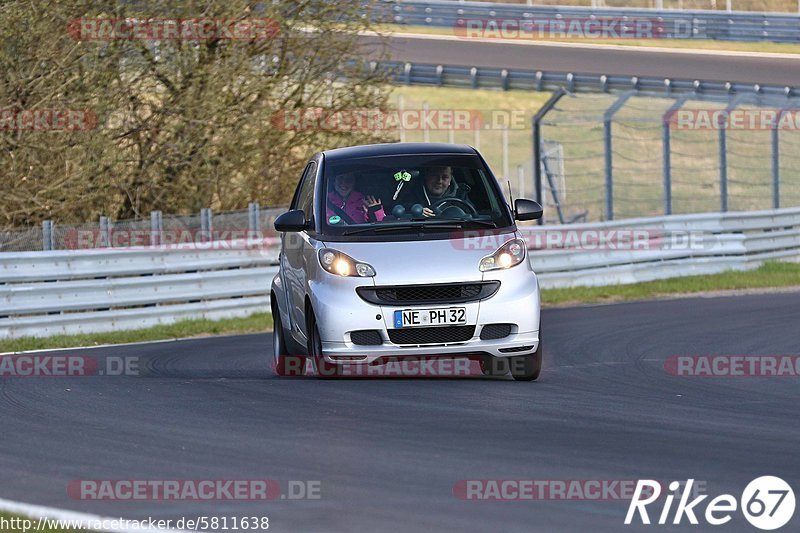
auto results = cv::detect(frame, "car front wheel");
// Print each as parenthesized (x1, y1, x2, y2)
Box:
(509, 335, 542, 382)
(308, 313, 341, 379)
(272, 308, 306, 377)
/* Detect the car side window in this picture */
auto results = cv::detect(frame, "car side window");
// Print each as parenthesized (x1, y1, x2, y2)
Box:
(292, 162, 317, 220)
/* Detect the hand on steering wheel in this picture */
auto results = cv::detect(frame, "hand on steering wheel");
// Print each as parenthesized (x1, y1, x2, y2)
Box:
(430, 197, 478, 216)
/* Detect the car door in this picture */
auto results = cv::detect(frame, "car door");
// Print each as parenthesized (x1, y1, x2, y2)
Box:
(282, 160, 318, 345)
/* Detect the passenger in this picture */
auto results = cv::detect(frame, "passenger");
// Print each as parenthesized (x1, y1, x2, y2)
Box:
(326, 172, 385, 224)
(403, 166, 474, 217)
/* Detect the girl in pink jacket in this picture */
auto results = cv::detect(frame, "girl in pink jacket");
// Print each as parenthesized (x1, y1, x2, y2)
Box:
(326, 172, 385, 224)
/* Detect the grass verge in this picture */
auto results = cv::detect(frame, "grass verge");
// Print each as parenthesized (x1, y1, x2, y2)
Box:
(0, 313, 272, 354)
(0, 263, 798, 352)
(541, 261, 800, 306)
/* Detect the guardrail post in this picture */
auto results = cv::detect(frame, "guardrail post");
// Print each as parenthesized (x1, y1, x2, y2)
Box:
(99, 216, 110, 248)
(42, 220, 54, 251)
(201, 208, 213, 242)
(150, 210, 162, 247)
(602, 91, 636, 221)
(532, 88, 566, 226)
(248, 202, 261, 238)
(470, 67, 478, 89)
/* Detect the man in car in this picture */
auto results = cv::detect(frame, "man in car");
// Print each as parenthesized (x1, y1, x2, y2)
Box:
(403, 166, 474, 217)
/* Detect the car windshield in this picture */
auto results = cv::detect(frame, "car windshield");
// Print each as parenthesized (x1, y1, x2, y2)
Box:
(320, 153, 513, 235)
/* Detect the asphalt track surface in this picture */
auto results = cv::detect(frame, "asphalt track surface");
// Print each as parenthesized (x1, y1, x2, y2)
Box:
(365, 34, 800, 86)
(1, 292, 799, 531)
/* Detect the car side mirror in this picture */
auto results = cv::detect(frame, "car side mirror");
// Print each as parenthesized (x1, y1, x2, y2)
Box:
(514, 199, 544, 221)
(274, 209, 309, 232)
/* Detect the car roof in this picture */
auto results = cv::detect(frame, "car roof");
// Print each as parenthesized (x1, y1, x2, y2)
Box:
(320, 143, 477, 162)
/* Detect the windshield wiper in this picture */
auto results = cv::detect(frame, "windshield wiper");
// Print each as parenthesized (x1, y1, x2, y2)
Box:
(342, 221, 463, 235)
(462, 219, 498, 228)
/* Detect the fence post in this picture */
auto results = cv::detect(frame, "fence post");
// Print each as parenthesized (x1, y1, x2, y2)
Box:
(718, 122, 728, 213)
(502, 124, 509, 181)
(532, 88, 566, 226)
(661, 93, 694, 216)
(603, 91, 636, 221)
(99, 216, 110, 248)
(718, 95, 746, 213)
(150, 210, 162, 247)
(248, 202, 261, 239)
(772, 110, 784, 209)
(42, 220, 54, 251)
(422, 101, 430, 143)
(201, 208, 213, 242)
(398, 94, 406, 143)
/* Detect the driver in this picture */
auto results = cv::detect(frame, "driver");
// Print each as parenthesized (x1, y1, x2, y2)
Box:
(406, 166, 474, 217)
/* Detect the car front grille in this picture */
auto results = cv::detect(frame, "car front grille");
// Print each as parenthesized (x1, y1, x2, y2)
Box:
(387, 325, 475, 345)
(357, 282, 500, 306)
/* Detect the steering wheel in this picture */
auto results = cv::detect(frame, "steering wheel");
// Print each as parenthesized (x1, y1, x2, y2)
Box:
(431, 197, 478, 216)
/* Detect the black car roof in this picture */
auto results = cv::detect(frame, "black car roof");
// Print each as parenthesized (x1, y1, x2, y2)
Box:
(320, 143, 477, 162)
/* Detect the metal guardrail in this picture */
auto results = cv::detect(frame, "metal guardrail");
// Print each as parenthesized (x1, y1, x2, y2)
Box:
(1, 208, 798, 339)
(380, 60, 798, 98)
(0, 242, 278, 339)
(380, 0, 800, 43)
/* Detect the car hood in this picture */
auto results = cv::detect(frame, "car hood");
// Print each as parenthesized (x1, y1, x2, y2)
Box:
(321, 231, 518, 285)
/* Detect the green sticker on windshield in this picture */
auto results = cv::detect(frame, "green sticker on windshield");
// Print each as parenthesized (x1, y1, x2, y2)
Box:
(328, 215, 341, 224)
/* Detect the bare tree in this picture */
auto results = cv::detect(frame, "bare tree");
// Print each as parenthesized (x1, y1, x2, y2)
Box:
(0, 0, 391, 227)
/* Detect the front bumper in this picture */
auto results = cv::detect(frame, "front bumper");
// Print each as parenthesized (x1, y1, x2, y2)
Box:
(309, 268, 540, 365)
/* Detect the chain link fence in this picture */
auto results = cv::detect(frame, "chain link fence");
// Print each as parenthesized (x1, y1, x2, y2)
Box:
(538, 92, 800, 223)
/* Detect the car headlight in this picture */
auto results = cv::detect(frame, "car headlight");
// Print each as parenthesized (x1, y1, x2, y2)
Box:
(319, 248, 376, 277)
(479, 238, 526, 272)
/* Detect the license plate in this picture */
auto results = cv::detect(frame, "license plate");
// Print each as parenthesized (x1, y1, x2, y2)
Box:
(393, 307, 466, 328)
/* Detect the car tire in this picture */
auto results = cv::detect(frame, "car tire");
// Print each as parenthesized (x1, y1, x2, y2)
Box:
(272, 310, 306, 377)
(479, 356, 509, 377)
(509, 336, 542, 382)
(308, 313, 341, 379)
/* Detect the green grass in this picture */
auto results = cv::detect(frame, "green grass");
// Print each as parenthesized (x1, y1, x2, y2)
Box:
(0, 512, 89, 532)
(1, 264, 798, 352)
(0, 313, 272, 354)
(541, 261, 800, 305)
(381, 24, 800, 54)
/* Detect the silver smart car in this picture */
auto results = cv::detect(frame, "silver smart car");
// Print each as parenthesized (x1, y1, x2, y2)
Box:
(270, 143, 543, 380)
